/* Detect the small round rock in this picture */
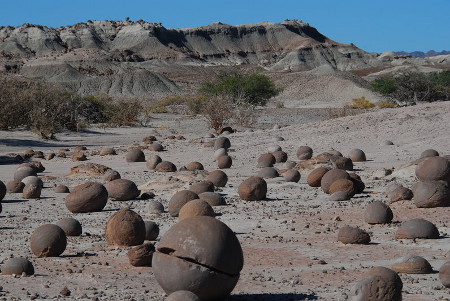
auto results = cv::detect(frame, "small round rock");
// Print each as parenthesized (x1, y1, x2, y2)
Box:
(105, 208, 146, 246)
(128, 243, 155, 267)
(338, 226, 371, 244)
(23, 184, 41, 199)
(104, 179, 140, 201)
(257, 167, 279, 179)
(206, 170, 228, 187)
(189, 181, 215, 195)
(321, 169, 350, 194)
(395, 218, 439, 240)
(364, 201, 393, 224)
(99, 147, 116, 156)
(328, 179, 356, 197)
(30, 224, 67, 257)
(217, 155, 232, 169)
(146, 154, 162, 170)
(126, 148, 145, 162)
(168, 190, 199, 217)
(283, 169, 301, 182)
(54, 184, 70, 193)
(55, 217, 82, 236)
(296, 146, 313, 160)
(199, 192, 226, 206)
(413, 180, 450, 208)
(185, 162, 204, 171)
(214, 137, 231, 150)
(415, 156, 450, 182)
(1, 257, 35, 276)
(391, 255, 433, 274)
(420, 149, 439, 158)
(65, 182, 108, 213)
(21, 176, 43, 188)
(147, 200, 165, 215)
(238, 176, 267, 201)
(307, 167, 330, 187)
(348, 149, 366, 162)
(179, 199, 215, 221)
(155, 161, 177, 172)
(272, 151, 288, 163)
(6, 180, 24, 193)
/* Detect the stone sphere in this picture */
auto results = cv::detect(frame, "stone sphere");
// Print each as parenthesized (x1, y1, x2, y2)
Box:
(283, 161, 296, 169)
(199, 192, 226, 206)
(307, 167, 330, 187)
(152, 216, 243, 301)
(364, 201, 393, 224)
(148, 143, 164, 152)
(238, 176, 267, 201)
(166, 291, 201, 301)
(21, 176, 43, 188)
(391, 255, 433, 274)
(0, 180, 6, 201)
(189, 181, 215, 195)
(6, 180, 24, 193)
(329, 191, 351, 201)
(283, 169, 301, 182)
(327, 150, 343, 157)
(351, 267, 402, 301)
(65, 182, 108, 213)
(185, 162, 204, 171)
(415, 156, 450, 182)
(257, 153, 276, 167)
(257, 167, 279, 179)
(383, 140, 395, 146)
(168, 190, 199, 217)
(329, 179, 356, 197)
(105, 179, 140, 201)
(146, 154, 162, 170)
(386, 184, 413, 203)
(103, 170, 121, 182)
(55, 217, 82, 236)
(214, 148, 228, 160)
(217, 155, 232, 169)
(321, 169, 350, 194)
(126, 148, 145, 162)
(143, 135, 157, 144)
(54, 184, 70, 193)
(23, 184, 42, 199)
(1, 257, 34, 276)
(19, 161, 45, 173)
(413, 180, 450, 208)
(147, 200, 165, 214)
(395, 218, 439, 240)
(337, 225, 371, 244)
(179, 199, 215, 221)
(420, 149, 439, 158)
(99, 147, 116, 156)
(206, 170, 228, 187)
(71, 152, 87, 161)
(144, 221, 160, 241)
(155, 161, 177, 172)
(214, 137, 231, 150)
(14, 166, 37, 181)
(296, 146, 313, 160)
(349, 172, 366, 194)
(105, 208, 145, 246)
(348, 149, 366, 162)
(30, 224, 67, 257)
(439, 261, 450, 288)
(267, 145, 282, 153)
(128, 243, 155, 267)
(272, 151, 288, 163)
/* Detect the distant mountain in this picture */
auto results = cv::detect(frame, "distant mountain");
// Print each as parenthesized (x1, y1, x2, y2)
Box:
(394, 50, 450, 58)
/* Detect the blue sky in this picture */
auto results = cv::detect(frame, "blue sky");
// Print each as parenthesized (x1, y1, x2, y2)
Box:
(1, 0, 448, 53)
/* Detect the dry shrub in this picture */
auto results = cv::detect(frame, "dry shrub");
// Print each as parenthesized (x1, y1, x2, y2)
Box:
(148, 95, 187, 113)
(104, 98, 144, 127)
(200, 94, 235, 131)
(345, 96, 376, 109)
(376, 101, 397, 108)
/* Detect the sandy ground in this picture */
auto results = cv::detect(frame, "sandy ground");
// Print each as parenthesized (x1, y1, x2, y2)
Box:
(1, 102, 450, 300)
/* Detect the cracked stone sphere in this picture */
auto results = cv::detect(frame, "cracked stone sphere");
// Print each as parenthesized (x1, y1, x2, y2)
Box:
(168, 190, 199, 217)
(238, 176, 267, 201)
(23, 184, 41, 199)
(348, 149, 366, 162)
(104, 179, 140, 201)
(14, 166, 37, 181)
(338, 225, 371, 244)
(0, 180, 6, 201)
(395, 218, 439, 240)
(146, 154, 162, 170)
(364, 201, 393, 224)
(329, 179, 356, 197)
(217, 155, 232, 169)
(55, 217, 82, 236)
(30, 224, 67, 257)
(128, 243, 155, 267)
(167, 291, 201, 301)
(272, 151, 288, 163)
(283, 169, 301, 183)
(391, 255, 433, 274)
(189, 181, 215, 195)
(144, 221, 160, 241)
(415, 156, 450, 182)
(199, 192, 226, 206)
(413, 180, 450, 208)
(420, 149, 439, 158)
(257, 167, 279, 179)
(126, 148, 145, 162)
(105, 208, 145, 246)
(296, 146, 313, 160)
(214, 137, 231, 150)
(155, 161, 177, 172)
(179, 199, 215, 221)
(307, 167, 330, 187)
(206, 170, 228, 187)
(351, 267, 402, 301)
(152, 216, 243, 301)
(439, 261, 450, 288)
(321, 169, 350, 194)
(6, 180, 24, 193)
(1, 257, 34, 276)
(65, 182, 108, 213)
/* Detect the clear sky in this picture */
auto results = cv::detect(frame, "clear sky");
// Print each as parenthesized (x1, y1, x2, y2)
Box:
(1, 0, 448, 53)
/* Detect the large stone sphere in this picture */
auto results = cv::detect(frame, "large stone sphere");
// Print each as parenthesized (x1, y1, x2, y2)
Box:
(144, 221, 160, 241)
(14, 166, 37, 181)
(206, 170, 228, 187)
(321, 169, 350, 194)
(23, 184, 42, 199)
(257, 153, 276, 167)
(179, 199, 215, 220)
(21, 176, 43, 188)
(1, 257, 35, 275)
(296, 146, 313, 160)
(413, 180, 450, 208)
(6, 180, 24, 193)
(364, 201, 393, 224)
(189, 181, 215, 195)
(348, 149, 366, 162)
(214, 137, 231, 150)
(30, 224, 67, 257)
(55, 217, 82, 236)
(338, 225, 371, 244)
(391, 255, 433, 274)
(146, 154, 162, 170)
(65, 182, 108, 213)
(105, 208, 146, 246)
(307, 167, 330, 187)
(420, 149, 439, 158)
(328, 179, 356, 197)
(395, 218, 439, 240)
(152, 216, 243, 301)
(238, 176, 267, 201)
(104, 179, 140, 201)
(272, 151, 288, 163)
(351, 267, 402, 301)
(126, 148, 145, 162)
(283, 169, 301, 182)
(168, 190, 199, 217)
(155, 161, 177, 172)
(415, 156, 450, 182)
(217, 155, 232, 169)
(256, 167, 279, 179)
(199, 192, 226, 206)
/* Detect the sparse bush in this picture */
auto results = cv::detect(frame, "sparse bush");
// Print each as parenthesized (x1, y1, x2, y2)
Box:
(376, 101, 397, 108)
(104, 98, 144, 127)
(200, 94, 235, 131)
(148, 95, 187, 113)
(345, 97, 376, 109)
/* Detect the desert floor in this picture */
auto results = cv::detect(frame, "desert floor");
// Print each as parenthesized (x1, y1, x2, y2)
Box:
(1, 102, 450, 301)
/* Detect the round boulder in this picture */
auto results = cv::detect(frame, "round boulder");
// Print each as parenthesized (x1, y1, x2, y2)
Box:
(155, 161, 177, 172)
(351, 267, 402, 301)
(99, 147, 116, 156)
(328, 179, 356, 197)
(102, 170, 121, 182)
(146, 154, 162, 170)
(65, 182, 108, 213)
(168, 190, 199, 217)
(413, 180, 450, 208)
(144, 221, 160, 241)
(217, 155, 232, 169)
(148, 143, 164, 152)
(238, 176, 267, 201)
(147, 200, 165, 215)
(30, 224, 67, 257)
(105, 179, 140, 201)
(126, 149, 145, 162)
(391, 255, 433, 274)
(439, 261, 450, 288)
(296, 146, 313, 160)
(105, 208, 146, 246)
(55, 217, 82, 236)
(206, 170, 228, 187)
(152, 216, 243, 301)
(189, 181, 214, 195)
(185, 162, 204, 171)
(23, 184, 41, 199)
(54, 184, 70, 193)
(256, 167, 279, 179)
(179, 199, 215, 221)
(14, 166, 37, 181)
(348, 149, 366, 162)
(415, 156, 450, 182)
(307, 167, 330, 187)
(1, 257, 34, 276)
(6, 180, 24, 193)
(395, 218, 439, 240)
(283, 169, 301, 183)
(21, 176, 43, 188)
(199, 192, 226, 206)
(214, 137, 231, 150)
(167, 291, 201, 301)
(128, 243, 155, 267)
(420, 149, 439, 158)
(257, 153, 276, 167)
(321, 169, 350, 194)
(364, 201, 393, 224)
(338, 225, 371, 244)
(386, 184, 413, 203)
(272, 151, 288, 163)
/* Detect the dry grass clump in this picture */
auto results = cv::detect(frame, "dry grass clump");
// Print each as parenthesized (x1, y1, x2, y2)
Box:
(345, 96, 376, 109)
